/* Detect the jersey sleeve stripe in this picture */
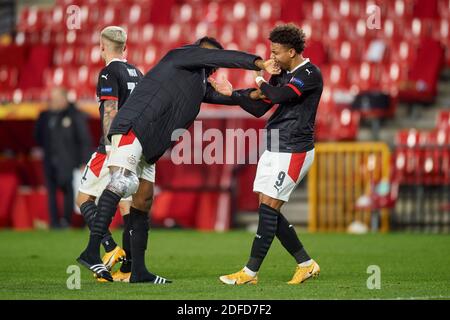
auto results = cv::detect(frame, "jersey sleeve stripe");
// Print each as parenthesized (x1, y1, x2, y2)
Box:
(100, 96, 119, 101)
(286, 83, 302, 96)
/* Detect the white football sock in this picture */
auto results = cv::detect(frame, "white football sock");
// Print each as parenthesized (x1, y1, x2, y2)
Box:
(243, 266, 257, 277)
(299, 259, 313, 267)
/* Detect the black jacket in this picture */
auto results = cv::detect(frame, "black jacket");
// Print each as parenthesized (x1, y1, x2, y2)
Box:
(35, 104, 92, 185)
(108, 44, 261, 164)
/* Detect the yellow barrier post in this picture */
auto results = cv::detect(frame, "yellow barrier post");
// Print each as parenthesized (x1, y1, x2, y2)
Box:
(308, 142, 391, 233)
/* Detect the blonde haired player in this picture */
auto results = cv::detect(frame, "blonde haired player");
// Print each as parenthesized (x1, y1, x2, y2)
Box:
(76, 26, 145, 282)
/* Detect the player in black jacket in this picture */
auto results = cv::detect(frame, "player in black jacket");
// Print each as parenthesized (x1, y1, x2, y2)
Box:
(213, 24, 323, 285)
(75, 26, 153, 283)
(77, 36, 280, 282)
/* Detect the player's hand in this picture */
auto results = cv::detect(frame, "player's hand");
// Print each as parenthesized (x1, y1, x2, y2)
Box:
(262, 59, 281, 75)
(209, 75, 233, 96)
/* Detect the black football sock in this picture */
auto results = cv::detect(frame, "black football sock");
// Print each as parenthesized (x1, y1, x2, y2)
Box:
(246, 204, 278, 273)
(120, 213, 132, 273)
(276, 212, 311, 264)
(80, 200, 96, 227)
(83, 190, 121, 262)
(128, 208, 171, 283)
(101, 234, 118, 253)
(80, 200, 117, 253)
(129, 207, 151, 280)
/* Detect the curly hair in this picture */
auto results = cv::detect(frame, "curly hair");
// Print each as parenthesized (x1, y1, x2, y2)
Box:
(269, 23, 306, 53)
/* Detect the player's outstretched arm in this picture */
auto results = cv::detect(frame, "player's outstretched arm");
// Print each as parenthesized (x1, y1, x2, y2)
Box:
(208, 75, 273, 118)
(172, 47, 280, 75)
(254, 71, 300, 104)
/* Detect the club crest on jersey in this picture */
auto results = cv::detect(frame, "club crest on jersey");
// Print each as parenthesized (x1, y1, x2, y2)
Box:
(101, 87, 113, 93)
(290, 77, 304, 88)
(127, 155, 137, 165)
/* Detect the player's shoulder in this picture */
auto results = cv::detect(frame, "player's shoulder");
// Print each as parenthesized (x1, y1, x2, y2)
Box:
(98, 65, 109, 78)
(104, 60, 127, 75)
(293, 61, 322, 83)
(101, 61, 142, 79)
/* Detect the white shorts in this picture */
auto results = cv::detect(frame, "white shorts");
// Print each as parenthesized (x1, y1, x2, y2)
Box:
(253, 149, 315, 202)
(108, 130, 156, 183)
(78, 150, 132, 201)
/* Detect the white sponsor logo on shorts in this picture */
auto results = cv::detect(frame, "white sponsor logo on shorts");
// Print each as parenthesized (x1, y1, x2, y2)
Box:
(127, 155, 137, 165)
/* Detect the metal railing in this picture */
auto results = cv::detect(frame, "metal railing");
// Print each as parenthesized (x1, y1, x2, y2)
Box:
(308, 142, 391, 232)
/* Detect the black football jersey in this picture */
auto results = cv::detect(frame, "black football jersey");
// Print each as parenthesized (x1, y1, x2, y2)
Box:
(95, 60, 143, 153)
(263, 60, 323, 153)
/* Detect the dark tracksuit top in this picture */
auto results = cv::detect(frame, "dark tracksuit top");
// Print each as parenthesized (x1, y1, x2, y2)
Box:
(108, 44, 262, 164)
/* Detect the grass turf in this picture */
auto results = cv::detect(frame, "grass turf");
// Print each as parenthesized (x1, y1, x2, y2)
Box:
(0, 229, 449, 300)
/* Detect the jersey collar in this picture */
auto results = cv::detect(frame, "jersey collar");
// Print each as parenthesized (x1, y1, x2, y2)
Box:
(106, 58, 127, 66)
(287, 58, 310, 74)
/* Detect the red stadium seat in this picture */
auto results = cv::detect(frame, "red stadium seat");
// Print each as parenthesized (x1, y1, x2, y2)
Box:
(321, 63, 349, 89)
(17, 6, 49, 32)
(18, 45, 53, 90)
(304, 39, 327, 66)
(0, 174, 19, 228)
(438, 0, 450, 18)
(398, 37, 444, 104)
(413, 0, 439, 18)
(0, 44, 27, 68)
(196, 191, 231, 231)
(346, 62, 381, 91)
(0, 66, 19, 91)
(437, 110, 450, 129)
(53, 46, 76, 66)
(394, 129, 422, 184)
(11, 188, 33, 230)
(257, 1, 280, 22)
(152, 191, 199, 228)
(380, 62, 409, 95)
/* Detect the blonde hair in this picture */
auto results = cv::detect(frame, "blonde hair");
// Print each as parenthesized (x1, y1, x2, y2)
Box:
(100, 26, 127, 53)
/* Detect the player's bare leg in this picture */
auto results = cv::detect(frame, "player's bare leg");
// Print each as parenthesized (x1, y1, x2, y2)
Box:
(127, 179, 171, 284)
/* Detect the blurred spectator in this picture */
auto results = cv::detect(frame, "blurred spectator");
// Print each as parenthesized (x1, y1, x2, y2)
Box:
(34, 88, 92, 228)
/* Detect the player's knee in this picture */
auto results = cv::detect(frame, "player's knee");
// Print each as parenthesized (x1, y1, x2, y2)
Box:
(132, 192, 153, 212)
(76, 193, 95, 208)
(106, 168, 139, 198)
(118, 200, 131, 215)
(260, 194, 284, 211)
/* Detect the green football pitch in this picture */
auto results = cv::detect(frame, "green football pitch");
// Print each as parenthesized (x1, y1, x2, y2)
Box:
(0, 229, 449, 300)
